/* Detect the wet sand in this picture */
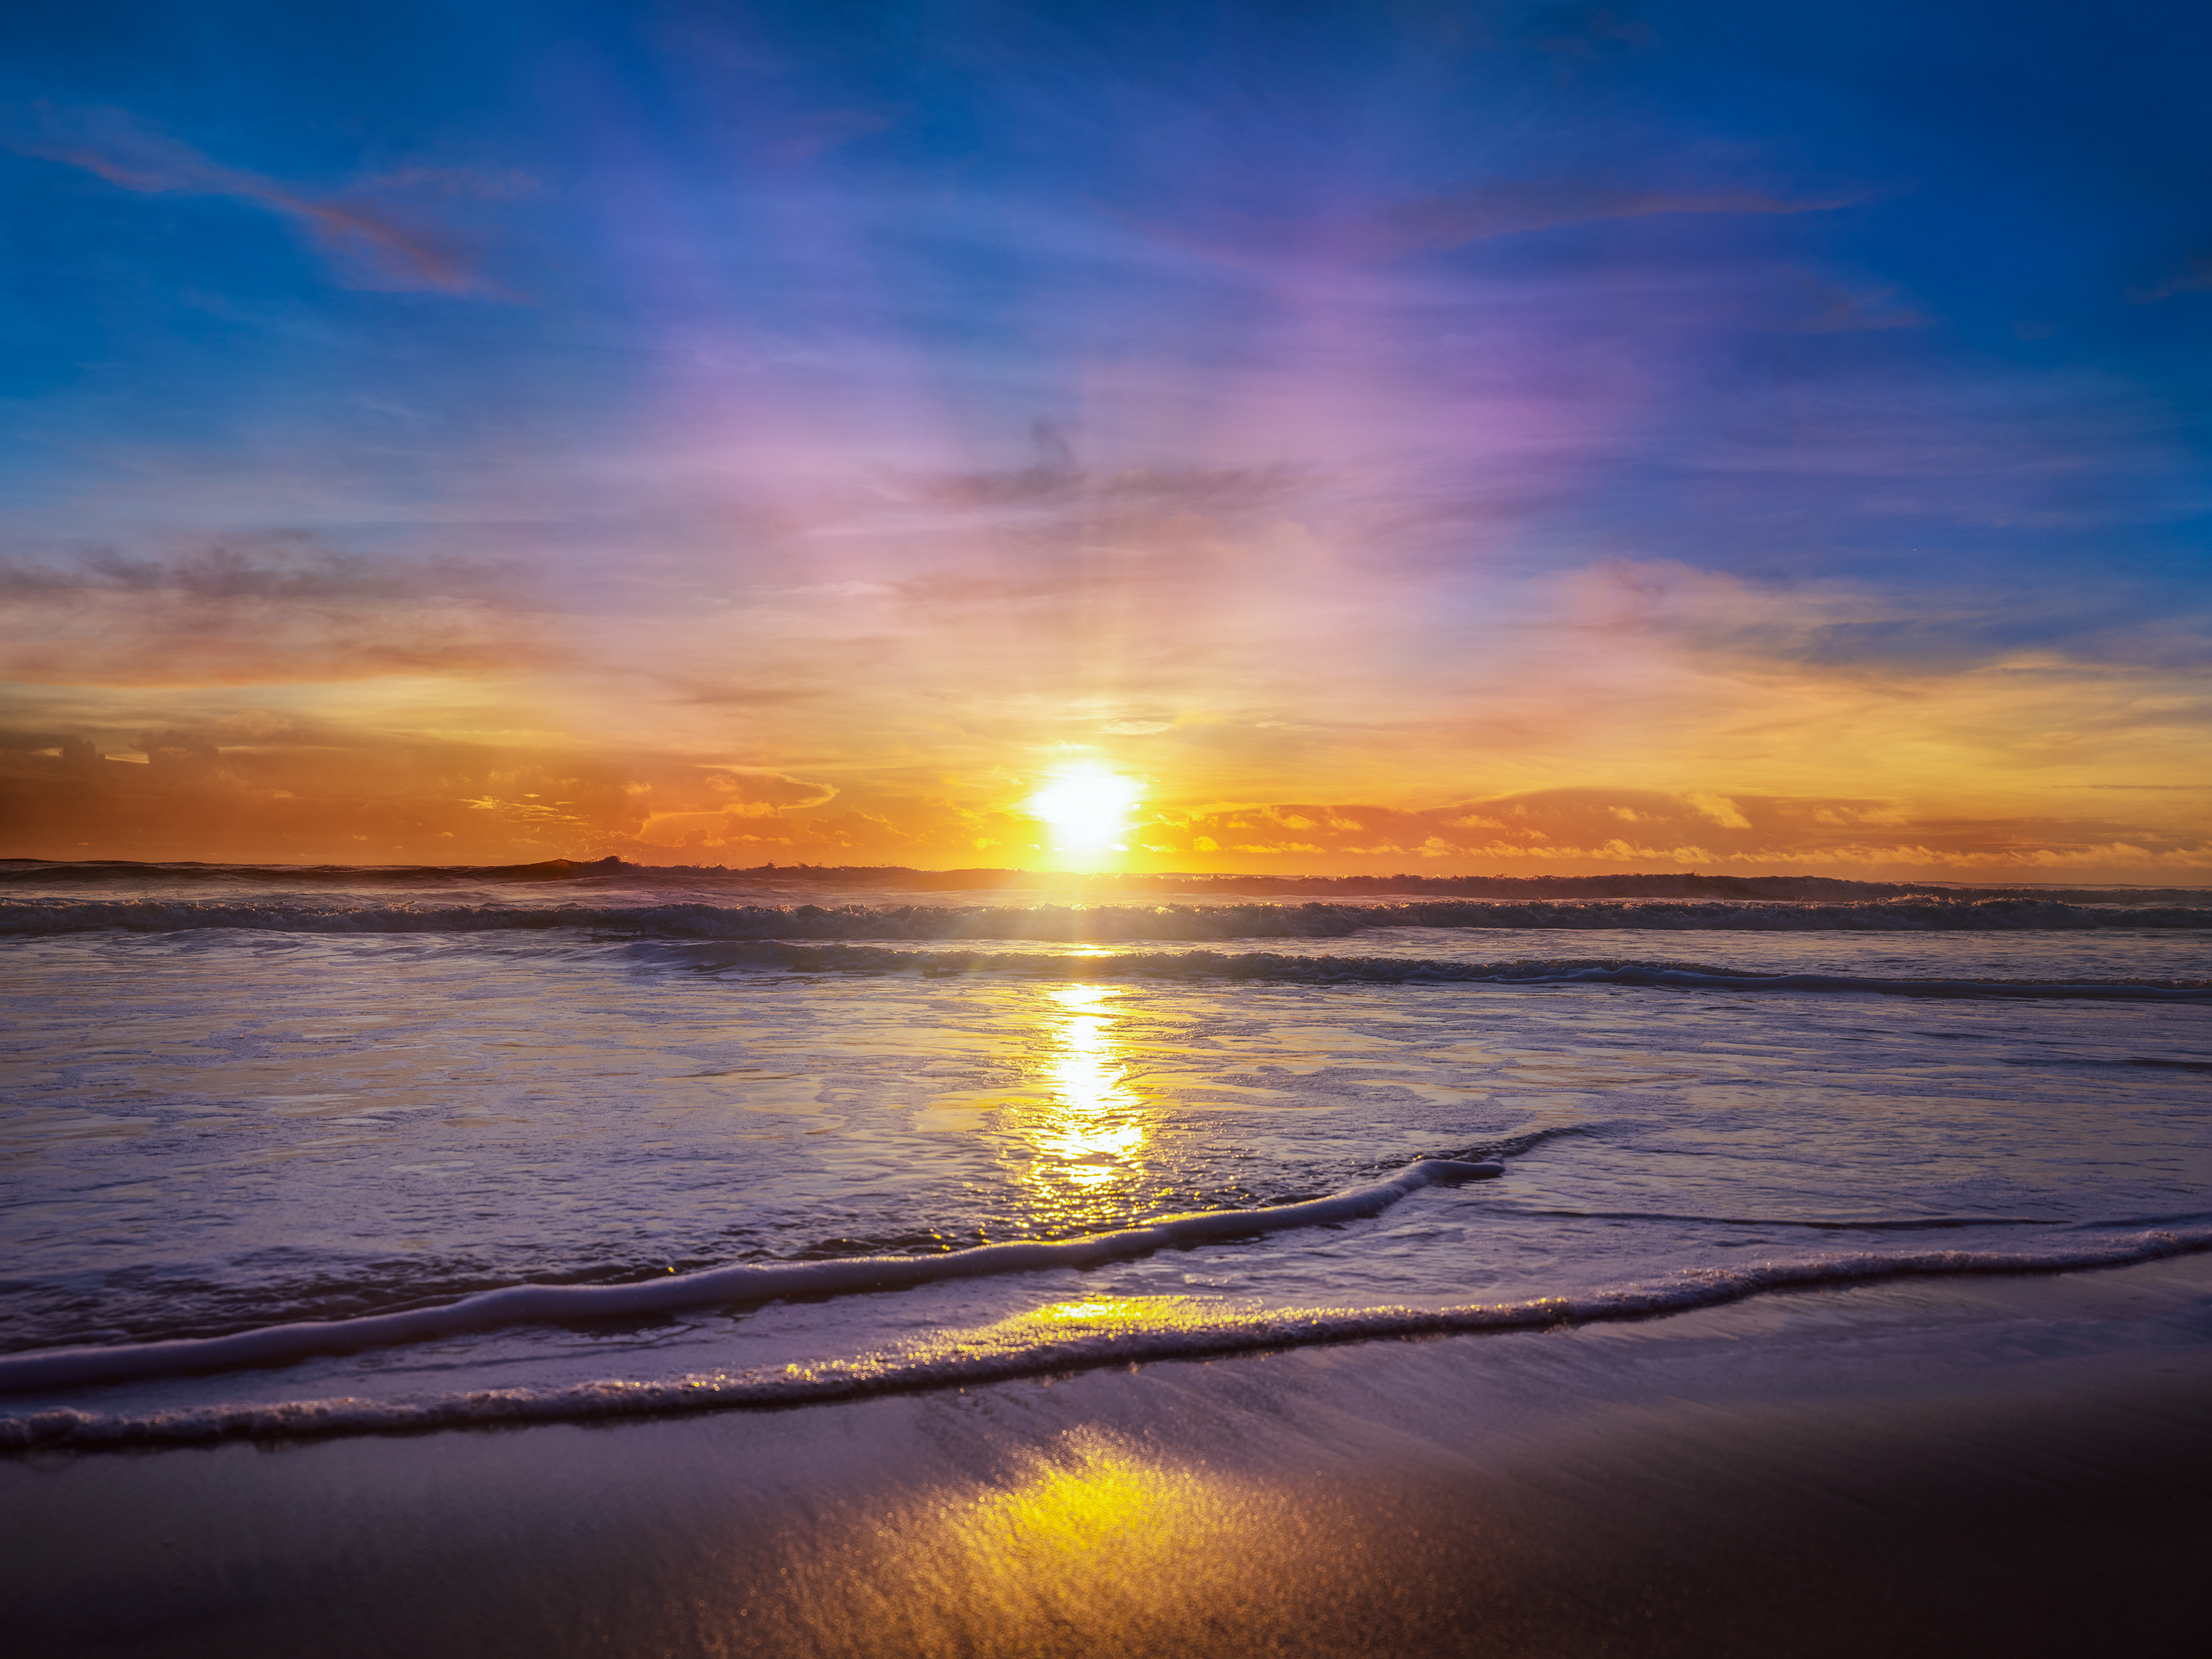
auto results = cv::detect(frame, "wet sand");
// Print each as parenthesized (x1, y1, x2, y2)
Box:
(7, 1252, 2211, 1658)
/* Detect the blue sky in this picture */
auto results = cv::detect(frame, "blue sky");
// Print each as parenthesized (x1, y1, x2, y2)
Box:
(1, 1, 2206, 873)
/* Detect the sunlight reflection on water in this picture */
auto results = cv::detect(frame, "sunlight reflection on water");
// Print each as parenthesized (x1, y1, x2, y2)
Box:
(1010, 984, 1158, 1229)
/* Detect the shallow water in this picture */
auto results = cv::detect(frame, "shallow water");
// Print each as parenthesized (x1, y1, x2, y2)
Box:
(1, 865, 2207, 1445)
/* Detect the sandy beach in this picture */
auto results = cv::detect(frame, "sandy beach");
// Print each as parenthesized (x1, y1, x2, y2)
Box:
(9, 1250, 2209, 1659)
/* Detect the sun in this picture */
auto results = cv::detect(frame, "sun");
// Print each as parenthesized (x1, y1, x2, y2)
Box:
(1024, 764, 1142, 857)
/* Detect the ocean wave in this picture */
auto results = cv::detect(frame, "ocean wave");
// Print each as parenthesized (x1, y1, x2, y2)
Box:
(655, 943, 2212, 999)
(0, 1159, 1505, 1395)
(4, 898, 2203, 997)
(4, 893, 2209, 940)
(6, 858, 2206, 910)
(9, 1226, 2208, 1450)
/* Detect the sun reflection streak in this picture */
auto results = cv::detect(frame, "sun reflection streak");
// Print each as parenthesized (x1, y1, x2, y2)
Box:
(1010, 983, 1156, 1228)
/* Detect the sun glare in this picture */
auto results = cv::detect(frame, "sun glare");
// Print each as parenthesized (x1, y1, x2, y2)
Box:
(1024, 764, 1142, 855)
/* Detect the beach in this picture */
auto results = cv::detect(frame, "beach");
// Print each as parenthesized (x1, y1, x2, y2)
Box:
(9, 1250, 2211, 1658)
(3, 864, 2208, 1655)
(9, 2, 2211, 1650)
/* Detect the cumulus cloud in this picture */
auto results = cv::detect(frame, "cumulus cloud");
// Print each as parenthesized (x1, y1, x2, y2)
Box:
(700, 769, 840, 809)
(1686, 792, 1752, 829)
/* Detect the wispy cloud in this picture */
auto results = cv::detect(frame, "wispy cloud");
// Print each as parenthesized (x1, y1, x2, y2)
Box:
(767, 108, 901, 163)
(4, 104, 506, 296)
(1136, 176, 1870, 270)
(1345, 178, 1867, 261)
(2128, 252, 2212, 304)
(0, 538, 543, 684)
(897, 458, 1308, 516)
(1786, 271, 1932, 333)
(0, 538, 515, 601)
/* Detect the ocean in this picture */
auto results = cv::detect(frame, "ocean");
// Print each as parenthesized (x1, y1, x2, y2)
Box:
(3, 859, 2208, 1447)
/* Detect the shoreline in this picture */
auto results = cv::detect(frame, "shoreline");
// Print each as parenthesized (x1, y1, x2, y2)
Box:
(8, 1222, 2210, 1449)
(8, 1252, 2210, 1657)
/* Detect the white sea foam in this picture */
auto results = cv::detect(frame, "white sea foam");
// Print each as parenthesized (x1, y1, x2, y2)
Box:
(0, 1158, 1503, 1395)
(8, 1227, 2206, 1450)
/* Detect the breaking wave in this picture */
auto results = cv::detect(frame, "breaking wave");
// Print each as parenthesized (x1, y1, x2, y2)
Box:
(5, 898, 2204, 997)
(648, 942, 2212, 999)
(4, 894, 2210, 940)
(0, 1160, 1505, 1395)
(9, 1224, 2208, 1450)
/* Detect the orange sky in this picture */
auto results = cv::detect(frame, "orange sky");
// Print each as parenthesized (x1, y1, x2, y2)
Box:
(2, 521, 2204, 878)
(4, 6, 2208, 880)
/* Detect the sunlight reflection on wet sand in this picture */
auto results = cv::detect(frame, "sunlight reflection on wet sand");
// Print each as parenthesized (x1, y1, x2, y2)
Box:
(739, 1425, 1320, 1658)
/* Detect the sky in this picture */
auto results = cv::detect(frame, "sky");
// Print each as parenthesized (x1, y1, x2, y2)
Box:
(1, 0, 2207, 878)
